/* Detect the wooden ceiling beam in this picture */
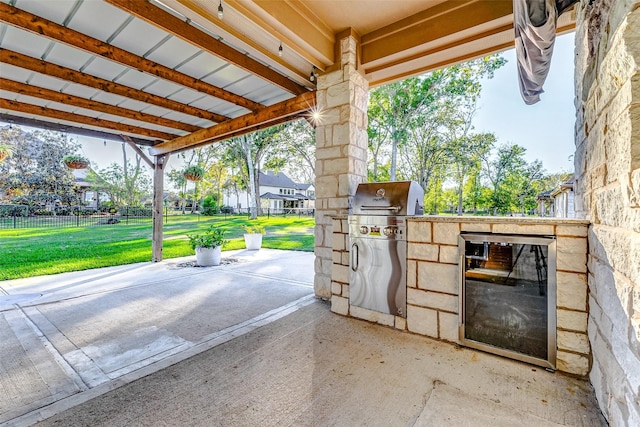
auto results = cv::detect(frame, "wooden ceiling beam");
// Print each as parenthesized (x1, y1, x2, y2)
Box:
(0, 113, 158, 145)
(0, 49, 227, 123)
(150, 91, 316, 155)
(0, 2, 261, 113)
(0, 99, 175, 141)
(105, 0, 309, 96)
(360, 0, 513, 67)
(0, 78, 201, 133)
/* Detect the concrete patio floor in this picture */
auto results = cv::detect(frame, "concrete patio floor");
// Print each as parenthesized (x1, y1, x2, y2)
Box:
(0, 249, 605, 426)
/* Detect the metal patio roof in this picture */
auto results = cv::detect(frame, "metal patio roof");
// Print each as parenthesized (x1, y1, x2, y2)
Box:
(0, 0, 575, 155)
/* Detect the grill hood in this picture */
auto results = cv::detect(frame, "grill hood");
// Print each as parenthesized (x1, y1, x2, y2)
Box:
(352, 181, 424, 216)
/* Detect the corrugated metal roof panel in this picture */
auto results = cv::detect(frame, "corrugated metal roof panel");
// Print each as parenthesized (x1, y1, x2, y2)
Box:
(145, 37, 202, 70)
(109, 17, 168, 57)
(1, 26, 50, 59)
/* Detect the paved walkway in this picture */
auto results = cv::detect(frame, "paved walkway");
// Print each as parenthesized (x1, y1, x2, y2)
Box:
(0, 249, 605, 426)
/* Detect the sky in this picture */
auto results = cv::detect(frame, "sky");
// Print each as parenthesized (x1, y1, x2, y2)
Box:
(471, 33, 576, 174)
(4, 33, 577, 177)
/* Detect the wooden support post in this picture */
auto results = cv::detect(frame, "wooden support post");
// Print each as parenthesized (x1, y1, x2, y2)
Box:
(152, 154, 168, 262)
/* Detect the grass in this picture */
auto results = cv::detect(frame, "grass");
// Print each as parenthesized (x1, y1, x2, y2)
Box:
(0, 215, 315, 280)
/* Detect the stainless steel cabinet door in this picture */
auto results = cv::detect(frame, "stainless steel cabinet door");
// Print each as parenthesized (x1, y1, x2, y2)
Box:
(350, 237, 407, 317)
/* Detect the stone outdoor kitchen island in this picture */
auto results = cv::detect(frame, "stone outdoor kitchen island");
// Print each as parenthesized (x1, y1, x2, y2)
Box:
(331, 216, 591, 376)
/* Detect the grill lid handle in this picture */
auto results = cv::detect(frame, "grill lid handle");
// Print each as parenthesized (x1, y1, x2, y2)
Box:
(359, 205, 401, 212)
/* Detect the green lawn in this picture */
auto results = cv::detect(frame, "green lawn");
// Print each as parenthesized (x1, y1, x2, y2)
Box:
(0, 215, 315, 280)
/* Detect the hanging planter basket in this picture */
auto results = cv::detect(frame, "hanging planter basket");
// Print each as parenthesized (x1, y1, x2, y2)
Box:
(62, 155, 90, 169)
(0, 144, 11, 163)
(183, 165, 205, 182)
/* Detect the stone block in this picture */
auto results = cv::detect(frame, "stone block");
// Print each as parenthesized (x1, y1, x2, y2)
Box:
(557, 309, 589, 332)
(417, 262, 459, 294)
(331, 282, 342, 295)
(407, 260, 417, 288)
(557, 250, 588, 273)
(406, 305, 438, 337)
(439, 312, 459, 342)
(460, 222, 491, 233)
(556, 225, 589, 237)
(326, 81, 351, 108)
(331, 295, 349, 315)
(315, 274, 331, 298)
(328, 197, 350, 210)
(332, 233, 345, 251)
(332, 251, 342, 264)
(407, 243, 438, 261)
(350, 305, 395, 327)
(439, 245, 459, 264)
(433, 222, 460, 244)
(556, 350, 590, 376)
(342, 252, 350, 266)
(395, 316, 407, 331)
(557, 236, 588, 254)
(316, 146, 343, 160)
(407, 221, 431, 243)
(408, 289, 458, 313)
(332, 263, 349, 284)
(315, 176, 338, 198)
(323, 158, 350, 175)
(557, 330, 591, 354)
(557, 272, 588, 311)
(491, 223, 555, 236)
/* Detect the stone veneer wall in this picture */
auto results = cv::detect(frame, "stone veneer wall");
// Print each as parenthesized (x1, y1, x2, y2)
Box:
(331, 216, 590, 376)
(314, 34, 368, 298)
(574, 1, 640, 424)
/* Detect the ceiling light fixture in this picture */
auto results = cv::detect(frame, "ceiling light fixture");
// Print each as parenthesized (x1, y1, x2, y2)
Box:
(310, 66, 315, 82)
(278, 43, 283, 57)
(217, 0, 224, 19)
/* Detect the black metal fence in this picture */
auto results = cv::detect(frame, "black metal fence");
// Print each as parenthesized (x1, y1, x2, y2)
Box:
(0, 204, 153, 229)
(232, 207, 315, 218)
(0, 204, 316, 229)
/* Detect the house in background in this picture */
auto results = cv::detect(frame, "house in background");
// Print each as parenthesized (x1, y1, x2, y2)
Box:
(550, 175, 575, 218)
(223, 170, 314, 213)
(536, 175, 575, 218)
(72, 169, 108, 209)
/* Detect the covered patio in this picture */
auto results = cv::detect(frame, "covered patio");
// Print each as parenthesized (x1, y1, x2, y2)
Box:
(1, 0, 638, 425)
(0, 250, 603, 426)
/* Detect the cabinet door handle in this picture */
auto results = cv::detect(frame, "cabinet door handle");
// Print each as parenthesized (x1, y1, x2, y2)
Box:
(351, 243, 358, 271)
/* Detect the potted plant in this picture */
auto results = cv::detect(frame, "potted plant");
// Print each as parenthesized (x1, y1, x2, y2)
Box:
(0, 143, 12, 162)
(183, 165, 205, 181)
(187, 225, 227, 266)
(62, 154, 90, 169)
(243, 224, 266, 250)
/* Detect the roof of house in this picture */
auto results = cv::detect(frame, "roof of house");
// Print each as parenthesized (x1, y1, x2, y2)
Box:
(259, 171, 298, 189)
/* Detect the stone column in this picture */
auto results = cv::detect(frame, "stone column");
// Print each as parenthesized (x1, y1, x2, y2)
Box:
(574, 0, 640, 425)
(313, 33, 369, 298)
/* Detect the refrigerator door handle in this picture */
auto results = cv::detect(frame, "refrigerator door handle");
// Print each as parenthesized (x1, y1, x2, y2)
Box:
(351, 243, 358, 271)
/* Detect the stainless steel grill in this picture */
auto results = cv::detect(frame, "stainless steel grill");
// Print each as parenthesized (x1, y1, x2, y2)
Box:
(349, 181, 424, 317)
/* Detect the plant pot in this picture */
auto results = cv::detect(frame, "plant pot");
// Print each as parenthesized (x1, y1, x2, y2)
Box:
(195, 246, 222, 266)
(244, 233, 262, 250)
(184, 173, 202, 181)
(0, 152, 8, 162)
(65, 160, 89, 169)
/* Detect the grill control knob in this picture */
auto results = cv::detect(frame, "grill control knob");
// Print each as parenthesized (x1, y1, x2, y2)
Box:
(360, 226, 369, 234)
(383, 226, 394, 237)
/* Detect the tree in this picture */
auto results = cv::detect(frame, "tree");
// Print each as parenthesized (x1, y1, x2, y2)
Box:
(482, 144, 546, 215)
(271, 120, 316, 184)
(367, 55, 506, 183)
(88, 143, 151, 207)
(225, 127, 282, 219)
(0, 127, 80, 207)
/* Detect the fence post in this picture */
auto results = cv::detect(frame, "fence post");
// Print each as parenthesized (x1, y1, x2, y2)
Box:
(76, 208, 79, 227)
(13, 206, 17, 229)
